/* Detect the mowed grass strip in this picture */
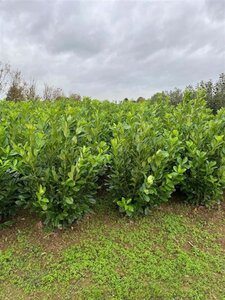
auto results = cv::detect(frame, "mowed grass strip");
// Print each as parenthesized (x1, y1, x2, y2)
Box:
(0, 200, 224, 300)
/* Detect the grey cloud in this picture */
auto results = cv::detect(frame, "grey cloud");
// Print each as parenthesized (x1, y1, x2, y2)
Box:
(0, 0, 224, 100)
(205, 0, 225, 21)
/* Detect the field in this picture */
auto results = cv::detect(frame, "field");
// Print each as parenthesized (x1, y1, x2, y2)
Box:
(0, 93, 225, 299)
(1, 198, 225, 300)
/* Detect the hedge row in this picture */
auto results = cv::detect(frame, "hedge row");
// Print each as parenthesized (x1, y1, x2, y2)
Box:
(1, 91, 225, 227)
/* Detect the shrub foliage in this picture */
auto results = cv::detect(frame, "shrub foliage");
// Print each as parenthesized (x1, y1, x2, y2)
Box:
(0, 92, 225, 226)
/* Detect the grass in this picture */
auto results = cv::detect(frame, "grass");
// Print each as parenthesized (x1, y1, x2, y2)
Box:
(0, 198, 224, 300)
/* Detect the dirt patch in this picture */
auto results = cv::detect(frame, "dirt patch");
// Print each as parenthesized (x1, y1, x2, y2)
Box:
(1, 196, 225, 252)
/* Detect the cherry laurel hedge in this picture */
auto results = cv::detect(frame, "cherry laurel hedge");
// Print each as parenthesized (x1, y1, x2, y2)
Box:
(1, 91, 225, 226)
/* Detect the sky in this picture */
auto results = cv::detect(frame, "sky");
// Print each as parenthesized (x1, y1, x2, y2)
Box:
(0, 0, 225, 101)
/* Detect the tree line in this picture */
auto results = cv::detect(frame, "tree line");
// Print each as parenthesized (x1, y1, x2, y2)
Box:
(127, 73, 225, 113)
(0, 61, 81, 102)
(1, 61, 224, 111)
(149, 73, 225, 113)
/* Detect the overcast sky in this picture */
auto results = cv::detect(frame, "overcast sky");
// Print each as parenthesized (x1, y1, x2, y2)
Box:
(0, 0, 225, 100)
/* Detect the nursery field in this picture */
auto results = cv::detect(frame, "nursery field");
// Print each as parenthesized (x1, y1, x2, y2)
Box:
(0, 92, 225, 299)
(1, 91, 225, 226)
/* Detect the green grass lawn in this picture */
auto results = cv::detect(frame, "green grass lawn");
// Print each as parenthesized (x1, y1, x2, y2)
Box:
(0, 198, 224, 300)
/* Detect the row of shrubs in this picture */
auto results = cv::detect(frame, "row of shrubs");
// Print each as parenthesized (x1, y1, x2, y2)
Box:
(1, 91, 225, 227)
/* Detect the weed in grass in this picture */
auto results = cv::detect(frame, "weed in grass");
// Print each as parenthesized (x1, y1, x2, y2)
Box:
(0, 202, 224, 300)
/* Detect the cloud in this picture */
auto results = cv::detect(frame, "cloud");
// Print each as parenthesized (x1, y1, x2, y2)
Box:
(205, 0, 225, 21)
(0, 0, 224, 100)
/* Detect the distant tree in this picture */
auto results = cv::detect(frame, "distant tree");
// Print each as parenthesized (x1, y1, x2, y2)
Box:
(166, 88, 183, 105)
(43, 84, 64, 101)
(69, 93, 81, 101)
(196, 73, 225, 112)
(6, 71, 25, 102)
(0, 62, 11, 98)
(137, 96, 145, 102)
(23, 79, 39, 101)
(185, 85, 197, 100)
(43, 83, 54, 101)
(53, 88, 64, 100)
(212, 73, 225, 112)
(123, 98, 129, 102)
(198, 79, 214, 110)
(151, 92, 167, 103)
